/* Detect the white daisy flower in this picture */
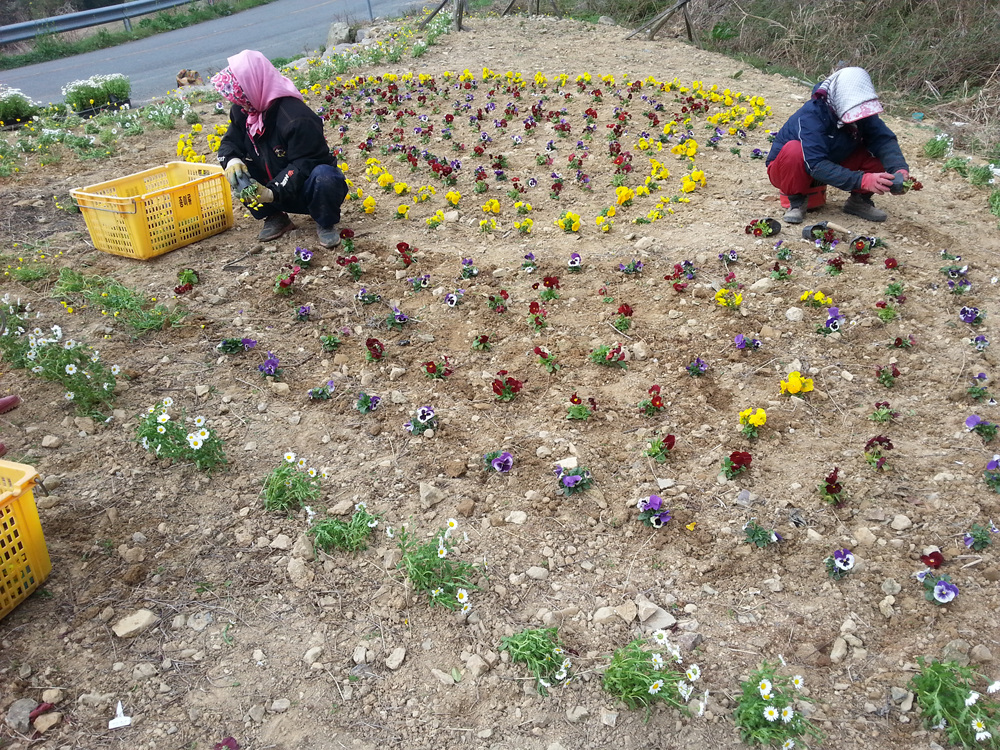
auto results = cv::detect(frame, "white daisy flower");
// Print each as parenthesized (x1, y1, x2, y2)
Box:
(791, 675, 804, 690)
(461, 602, 471, 614)
(188, 437, 203, 450)
(762, 705, 779, 722)
(284, 451, 296, 463)
(386, 527, 394, 539)
(157, 425, 166, 434)
(781, 706, 794, 723)
(987, 680, 1000, 694)
(456, 588, 468, 603)
(678, 681, 693, 701)
(355, 501, 367, 511)
(157, 412, 170, 423)
(307, 468, 317, 477)
(111, 365, 121, 375)
(783, 741, 795, 750)
(437, 546, 447, 558)
(651, 653, 664, 670)
(648, 680, 663, 695)
(651, 629, 669, 645)
(758, 679, 772, 699)
(431, 588, 443, 597)
(64, 391, 74, 401)
(65, 363, 77, 374)
(162, 397, 174, 407)
(297, 457, 307, 469)
(967, 692, 981, 706)
(194, 416, 206, 426)
(686, 664, 701, 682)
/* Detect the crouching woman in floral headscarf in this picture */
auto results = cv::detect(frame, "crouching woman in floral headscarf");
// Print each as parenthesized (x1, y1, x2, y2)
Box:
(212, 50, 347, 247)
(765, 67, 909, 225)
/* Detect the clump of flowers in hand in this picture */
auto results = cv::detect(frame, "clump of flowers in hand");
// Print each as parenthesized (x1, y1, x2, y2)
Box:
(966, 414, 998, 443)
(825, 548, 855, 580)
(355, 392, 381, 414)
(876, 363, 900, 388)
(743, 519, 781, 548)
(636, 494, 672, 528)
(258, 351, 282, 379)
(864, 435, 893, 471)
(534, 346, 560, 373)
(274, 265, 300, 295)
(484, 450, 513, 474)
(422, 357, 452, 379)
(218, 337, 256, 354)
(964, 522, 997, 552)
(739, 408, 766, 439)
(723, 450, 752, 479)
(566, 392, 593, 420)
(135, 399, 227, 473)
(734, 663, 821, 749)
(644, 433, 676, 463)
(638, 384, 665, 416)
(555, 463, 593, 495)
(780, 371, 813, 396)
(405, 405, 438, 436)
(686, 356, 708, 377)
(365, 337, 384, 362)
(590, 343, 628, 369)
(817, 466, 846, 506)
(492, 370, 524, 401)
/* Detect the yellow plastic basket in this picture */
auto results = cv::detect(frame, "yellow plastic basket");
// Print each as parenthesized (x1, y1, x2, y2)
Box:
(71, 161, 234, 260)
(0, 460, 52, 621)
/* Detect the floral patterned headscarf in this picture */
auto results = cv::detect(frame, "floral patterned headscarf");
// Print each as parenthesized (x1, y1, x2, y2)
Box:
(211, 50, 303, 137)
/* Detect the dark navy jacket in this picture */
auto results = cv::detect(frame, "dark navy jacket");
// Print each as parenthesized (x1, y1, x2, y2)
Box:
(766, 92, 908, 192)
(218, 97, 338, 204)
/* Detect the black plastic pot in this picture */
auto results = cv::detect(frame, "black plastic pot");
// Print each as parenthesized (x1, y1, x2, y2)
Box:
(74, 95, 131, 120)
(889, 172, 906, 195)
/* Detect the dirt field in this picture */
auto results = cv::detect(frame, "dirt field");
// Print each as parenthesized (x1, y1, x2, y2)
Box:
(1, 14, 999, 750)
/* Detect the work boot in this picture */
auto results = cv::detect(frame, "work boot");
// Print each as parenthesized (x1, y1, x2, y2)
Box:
(257, 213, 295, 241)
(0, 394, 21, 414)
(782, 195, 807, 224)
(317, 224, 341, 249)
(843, 193, 887, 222)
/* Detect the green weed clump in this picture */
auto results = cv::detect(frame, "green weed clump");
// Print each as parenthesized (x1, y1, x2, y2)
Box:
(53, 268, 186, 333)
(909, 659, 1000, 749)
(261, 453, 322, 512)
(308, 503, 381, 553)
(135, 399, 227, 473)
(397, 522, 478, 610)
(500, 627, 573, 695)
(603, 632, 703, 718)
(733, 662, 823, 747)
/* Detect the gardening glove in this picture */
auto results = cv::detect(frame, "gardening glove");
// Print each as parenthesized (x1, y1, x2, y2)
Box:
(224, 158, 249, 188)
(860, 171, 894, 195)
(256, 185, 274, 203)
(895, 169, 910, 181)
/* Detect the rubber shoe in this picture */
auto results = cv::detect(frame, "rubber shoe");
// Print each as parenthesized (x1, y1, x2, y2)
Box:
(317, 224, 342, 249)
(843, 193, 887, 222)
(258, 213, 295, 242)
(782, 195, 807, 224)
(0, 394, 22, 414)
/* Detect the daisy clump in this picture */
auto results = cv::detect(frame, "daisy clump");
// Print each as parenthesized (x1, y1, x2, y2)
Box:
(602, 631, 705, 719)
(734, 663, 823, 747)
(396, 523, 479, 611)
(135, 399, 227, 473)
(910, 659, 1000, 748)
(307, 502, 381, 554)
(500, 627, 573, 696)
(261, 452, 321, 512)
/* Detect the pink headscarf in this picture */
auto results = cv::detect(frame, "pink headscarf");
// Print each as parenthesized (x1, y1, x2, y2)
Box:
(211, 50, 303, 138)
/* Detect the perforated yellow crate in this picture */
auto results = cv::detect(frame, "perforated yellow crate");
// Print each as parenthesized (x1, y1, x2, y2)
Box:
(0, 460, 52, 621)
(71, 161, 234, 260)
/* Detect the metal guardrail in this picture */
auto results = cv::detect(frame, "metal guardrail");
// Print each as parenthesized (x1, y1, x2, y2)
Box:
(0, 0, 194, 45)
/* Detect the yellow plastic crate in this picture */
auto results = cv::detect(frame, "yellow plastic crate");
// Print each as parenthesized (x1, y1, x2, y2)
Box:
(71, 161, 234, 260)
(0, 460, 52, 621)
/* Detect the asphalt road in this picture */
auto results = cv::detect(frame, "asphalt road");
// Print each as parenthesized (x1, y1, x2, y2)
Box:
(2, 0, 417, 105)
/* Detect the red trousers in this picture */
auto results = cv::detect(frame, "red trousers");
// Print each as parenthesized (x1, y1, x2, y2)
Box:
(767, 141, 884, 207)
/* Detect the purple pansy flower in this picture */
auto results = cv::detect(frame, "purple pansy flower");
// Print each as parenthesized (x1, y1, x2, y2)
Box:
(490, 451, 514, 473)
(933, 580, 959, 604)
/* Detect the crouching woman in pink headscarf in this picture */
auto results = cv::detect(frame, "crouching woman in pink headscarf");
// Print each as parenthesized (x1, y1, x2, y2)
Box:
(212, 50, 347, 247)
(765, 67, 909, 225)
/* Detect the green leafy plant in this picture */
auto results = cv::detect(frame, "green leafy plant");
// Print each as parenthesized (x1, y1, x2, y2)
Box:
(0, 86, 39, 126)
(589, 343, 628, 369)
(500, 627, 572, 696)
(52, 267, 186, 333)
(923, 133, 952, 159)
(62, 73, 131, 111)
(743, 520, 780, 548)
(603, 634, 703, 718)
(909, 659, 1000, 748)
(964, 522, 996, 552)
(262, 454, 321, 512)
(644, 434, 676, 463)
(733, 663, 823, 746)
(396, 524, 478, 610)
(320, 334, 342, 352)
(135, 399, 227, 472)
(308, 503, 380, 553)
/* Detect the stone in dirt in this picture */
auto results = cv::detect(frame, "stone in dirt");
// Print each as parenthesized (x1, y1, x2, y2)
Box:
(784, 307, 804, 322)
(287, 557, 314, 589)
(466, 654, 489, 678)
(970, 644, 993, 663)
(41, 689, 63, 705)
(854, 526, 877, 546)
(642, 607, 677, 631)
(566, 705, 589, 723)
(112, 608, 160, 638)
(41, 435, 62, 448)
(636, 596, 659, 622)
(270, 698, 291, 713)
(353, 645, 368, 665)
(505, 510, 527, 525)
(430, 668, 455, 686)
(942, 638, 971, 666)
(600, 709, 618, 727)
(830, 637, 848, 664)
(5, 699, 38, 734)
(419, 482, 445, 508)
(304, 646, 323, 665)
(555, 456, 578, 471)
(33, 711, 62, 734)
(291, 534, 315, 561)
(592, 606, 617, 625)
(187, 612, 213, 632)
(614, 600, 637, 623)
(890, 514, 912, 531)
(526, 566, 549, 580)
(456, 498, 476, 517)
(676, 632, 704, 652)
(386, 647, 406, 671)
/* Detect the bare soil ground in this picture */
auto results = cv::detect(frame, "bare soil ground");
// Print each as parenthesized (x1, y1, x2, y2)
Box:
(1, 14, 999, 750)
